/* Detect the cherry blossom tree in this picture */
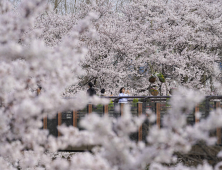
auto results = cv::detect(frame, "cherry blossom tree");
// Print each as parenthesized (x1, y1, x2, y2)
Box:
(2, 0, 222, 170)
(71, 0, 222, 95)
(131, 0, 222, 95)
(0, 0, 97, 169)
(26, 0, 222, 95)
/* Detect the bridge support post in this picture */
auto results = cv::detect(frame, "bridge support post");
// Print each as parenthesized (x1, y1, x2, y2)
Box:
(58, 112, 62, 136)
(137, 102, 143, 141)
(43, 116, 47, 129)
(156, 103, 161, 128)
(216, 102, 221, 145)
(87, 104, 92, 114)
(73, 111, 77, 127)
(195, 105, 200, 123)
(103, 105, 108, 115)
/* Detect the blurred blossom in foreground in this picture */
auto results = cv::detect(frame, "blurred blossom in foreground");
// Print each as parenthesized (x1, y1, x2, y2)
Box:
(1, 0, 222, 170)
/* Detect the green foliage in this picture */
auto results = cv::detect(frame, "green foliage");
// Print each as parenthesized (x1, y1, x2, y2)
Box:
(166, 98, 171, 107)
(133, 98, 138, 104)
(108, 99, 114, 110)
(93, 104, 103, 112)
(97, 104, 103, 108)
(157, 73, 165, 83)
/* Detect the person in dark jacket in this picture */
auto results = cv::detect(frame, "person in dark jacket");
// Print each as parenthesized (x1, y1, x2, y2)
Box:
(100, 88, 105, 96)
(87, 82, 96, 96)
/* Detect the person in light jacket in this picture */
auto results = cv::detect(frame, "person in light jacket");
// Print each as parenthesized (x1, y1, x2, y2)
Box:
(118, 87, 129, 103)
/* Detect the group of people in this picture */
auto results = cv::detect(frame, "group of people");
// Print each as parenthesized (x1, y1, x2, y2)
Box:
(86, 82, 107, 97)
(86, 82, 129, 103)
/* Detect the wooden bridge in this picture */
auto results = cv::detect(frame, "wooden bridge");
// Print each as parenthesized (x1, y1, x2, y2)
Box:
(42, 96, 222, 165)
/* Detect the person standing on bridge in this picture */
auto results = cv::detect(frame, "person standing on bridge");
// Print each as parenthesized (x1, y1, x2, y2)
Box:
(87, 82, 96, 96)
(100, 88, 106, 97)
(118, 87, 129, 103)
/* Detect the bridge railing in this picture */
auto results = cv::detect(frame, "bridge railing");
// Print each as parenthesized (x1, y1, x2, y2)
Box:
(42, 96, 222, 145)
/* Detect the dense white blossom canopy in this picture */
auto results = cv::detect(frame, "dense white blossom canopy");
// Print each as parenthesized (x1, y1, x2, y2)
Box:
(1, 0, 222, 170)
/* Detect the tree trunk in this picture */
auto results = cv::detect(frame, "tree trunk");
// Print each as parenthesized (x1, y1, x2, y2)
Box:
(65, 0, 67, 14)
(54, 0, 58, 13)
